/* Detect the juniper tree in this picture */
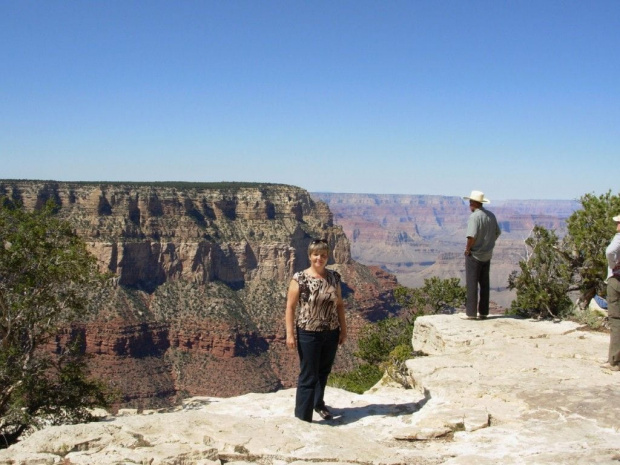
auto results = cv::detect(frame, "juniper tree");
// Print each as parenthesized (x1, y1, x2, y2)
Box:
(565, 191, 620, 305)
(509, 191, 620, 318)
(394, 277, 466, 317)
(508, 226, 573, 318)
(0, 199, 109, 447)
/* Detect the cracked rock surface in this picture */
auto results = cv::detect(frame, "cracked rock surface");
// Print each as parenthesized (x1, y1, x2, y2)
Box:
(2, 315, 619, 464)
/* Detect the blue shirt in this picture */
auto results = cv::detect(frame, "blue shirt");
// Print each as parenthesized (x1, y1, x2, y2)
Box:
(466, 207, 501, 262)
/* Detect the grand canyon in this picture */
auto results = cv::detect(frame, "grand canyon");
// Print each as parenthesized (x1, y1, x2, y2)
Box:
(0, 181, 581, 409)
(313, 193, 581, 308)
(0, 181, 399, 409)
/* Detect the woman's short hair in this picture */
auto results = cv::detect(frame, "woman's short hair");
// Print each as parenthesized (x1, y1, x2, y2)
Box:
(308, 238, 329, 256)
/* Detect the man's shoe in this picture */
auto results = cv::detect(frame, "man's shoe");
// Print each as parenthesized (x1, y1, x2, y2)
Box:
(459, 313, 477, 320)
(314, 406, 333, 420)
(600, 362, 620, 371)
(478, 315, 488, 320)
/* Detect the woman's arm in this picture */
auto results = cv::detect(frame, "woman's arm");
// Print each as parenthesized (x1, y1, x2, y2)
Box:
(336, 283, 347, 345)
(285, 279, 299, 349)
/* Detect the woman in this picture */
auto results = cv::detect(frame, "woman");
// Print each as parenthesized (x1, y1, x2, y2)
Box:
(285, 238, 347, 422)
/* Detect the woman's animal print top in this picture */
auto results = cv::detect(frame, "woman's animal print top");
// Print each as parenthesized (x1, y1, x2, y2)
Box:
(293, 269, 341, 331)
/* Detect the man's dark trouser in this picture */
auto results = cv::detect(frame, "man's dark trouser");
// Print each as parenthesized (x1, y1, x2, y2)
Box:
(466, 254, 491, 318)
(295, 328, 340, 422)
(607, 277, 620, 366)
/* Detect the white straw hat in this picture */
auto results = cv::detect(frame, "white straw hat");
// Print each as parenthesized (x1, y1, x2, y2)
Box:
(463, 190, 490, 204)
(613, 215, 620, 222)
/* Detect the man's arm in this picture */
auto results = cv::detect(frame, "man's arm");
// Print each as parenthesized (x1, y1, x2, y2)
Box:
(465, 236, 475, 256)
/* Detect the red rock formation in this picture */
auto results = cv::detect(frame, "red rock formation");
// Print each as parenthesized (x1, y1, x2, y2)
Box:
(3, 181, 398, 409)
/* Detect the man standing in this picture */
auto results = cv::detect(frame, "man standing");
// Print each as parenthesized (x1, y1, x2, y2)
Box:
(602, 214, 620, 371)
(462, 190, 501, 320)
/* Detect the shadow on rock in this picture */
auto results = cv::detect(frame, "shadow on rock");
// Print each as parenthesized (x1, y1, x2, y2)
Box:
(328, 397, 429, 425)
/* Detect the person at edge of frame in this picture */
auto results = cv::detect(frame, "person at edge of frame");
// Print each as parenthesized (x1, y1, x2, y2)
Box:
(602, 214, 620, 372)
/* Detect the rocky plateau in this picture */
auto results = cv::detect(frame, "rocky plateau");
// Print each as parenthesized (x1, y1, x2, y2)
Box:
(3, 314, 619, 464)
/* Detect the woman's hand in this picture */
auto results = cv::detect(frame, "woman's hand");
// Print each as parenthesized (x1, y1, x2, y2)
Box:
(338, 327, 347, 345)
(286, 333, 296, 350)
(336, 282, 346, 345)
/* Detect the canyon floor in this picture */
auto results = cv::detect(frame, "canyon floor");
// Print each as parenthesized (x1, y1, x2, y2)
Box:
(3, 314, 619, 465)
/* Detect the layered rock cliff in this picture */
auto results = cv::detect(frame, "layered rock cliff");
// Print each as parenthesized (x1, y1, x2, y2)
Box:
(0, 181, 399, 408)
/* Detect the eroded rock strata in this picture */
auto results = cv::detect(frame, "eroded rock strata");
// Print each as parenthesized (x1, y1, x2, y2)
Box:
(313, 192, 581, 308)
(1, 181, 399, 408)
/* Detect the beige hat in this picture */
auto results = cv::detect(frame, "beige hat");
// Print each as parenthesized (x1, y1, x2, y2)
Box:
(613, 215, 620, 222)
(463, 190, 490, 204)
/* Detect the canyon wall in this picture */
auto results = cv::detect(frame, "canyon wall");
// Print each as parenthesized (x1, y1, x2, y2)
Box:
(312, 193, 581, 308)
(0, 181, 399, 409)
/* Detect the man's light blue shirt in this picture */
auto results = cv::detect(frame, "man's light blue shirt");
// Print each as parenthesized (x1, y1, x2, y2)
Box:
(466, 207, 501, 262)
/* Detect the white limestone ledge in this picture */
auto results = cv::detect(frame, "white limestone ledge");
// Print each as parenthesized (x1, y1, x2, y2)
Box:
(2, 314, 619, 465)
(402, 314, 620, 463)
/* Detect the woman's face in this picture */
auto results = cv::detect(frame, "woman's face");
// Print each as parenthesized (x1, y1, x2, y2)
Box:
(309, 250, 328, 268)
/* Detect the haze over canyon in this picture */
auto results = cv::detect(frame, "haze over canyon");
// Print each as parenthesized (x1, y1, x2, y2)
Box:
(312, 193, 581, 309)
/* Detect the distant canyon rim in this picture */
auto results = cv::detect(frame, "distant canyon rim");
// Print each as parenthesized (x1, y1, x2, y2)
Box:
(312, 192, 581, 309)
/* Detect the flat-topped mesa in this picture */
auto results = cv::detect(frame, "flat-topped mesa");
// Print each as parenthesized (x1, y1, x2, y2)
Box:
(1, 181, 350, 288)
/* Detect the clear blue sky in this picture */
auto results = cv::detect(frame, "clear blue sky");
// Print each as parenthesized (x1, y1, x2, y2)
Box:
(1, 1, 618, 200)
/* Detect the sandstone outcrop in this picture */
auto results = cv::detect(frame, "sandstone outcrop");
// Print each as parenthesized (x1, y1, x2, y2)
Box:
(0, 181, 399, 408)
(3, 314, 618, 464)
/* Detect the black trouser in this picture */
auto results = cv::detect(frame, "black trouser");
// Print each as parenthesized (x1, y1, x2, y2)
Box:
(465, 254, 491, 317)
(295, 327, 340, 422)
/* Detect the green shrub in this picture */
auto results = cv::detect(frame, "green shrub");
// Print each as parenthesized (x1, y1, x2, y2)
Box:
(380, 344, 414, 388)
(328, 364, 383, 394)
(394, 277, 466, 316)
(355, 317, 414, 366)
(572, 306, 608, 331)
(329, 316, 416, 394)
(508, 226, 573, 319)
